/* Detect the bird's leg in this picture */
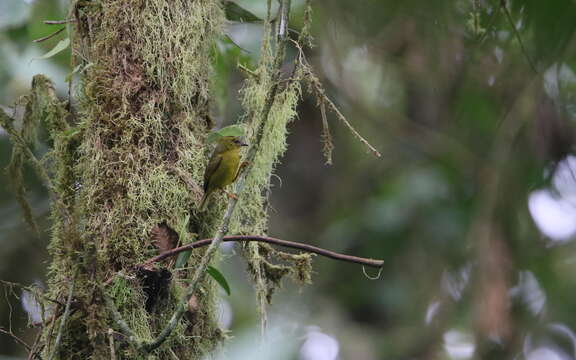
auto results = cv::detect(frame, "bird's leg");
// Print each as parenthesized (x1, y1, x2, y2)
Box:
(222, 189, 238, 200)
(239, 161, 250, 171)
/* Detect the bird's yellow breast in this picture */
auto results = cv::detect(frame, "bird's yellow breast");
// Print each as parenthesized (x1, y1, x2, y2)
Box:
(209, 148, 241, 190)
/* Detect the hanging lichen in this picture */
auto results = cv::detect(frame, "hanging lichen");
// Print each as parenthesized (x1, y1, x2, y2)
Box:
(228, 0, 315, 328)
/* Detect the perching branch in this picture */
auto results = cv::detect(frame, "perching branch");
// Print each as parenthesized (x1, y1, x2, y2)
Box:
(142, 235, 384, 269)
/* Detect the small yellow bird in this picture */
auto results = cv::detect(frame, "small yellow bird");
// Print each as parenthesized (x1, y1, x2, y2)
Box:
(199, 136, 247, 211)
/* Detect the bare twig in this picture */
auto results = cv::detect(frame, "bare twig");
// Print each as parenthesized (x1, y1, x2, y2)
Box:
(0, 327, 32, 351)
(44, 307, 58, 356)
(44, 19, 76, 25)
(142, 235, 384, 268)
(500, 0, 538, 74)
(477, 1, 501, 44)
(108, 329, 117, 360)
(319, 102, 334, 165)
(320, 88, 381, 158)
(0, 108, 55, 193)
(0, 279, 63, 307)
(48, 272, 76, 360)
(28, 330, 44, 360)
(291, 39, 382, 158)
(168, 348, 181, 360)
(237, 63, 258, 78)
(33, 28, 65, 43)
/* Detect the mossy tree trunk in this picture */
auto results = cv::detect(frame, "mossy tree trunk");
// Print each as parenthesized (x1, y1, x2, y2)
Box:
(0, 0, 315, 357)
(42, 1, 227, 358)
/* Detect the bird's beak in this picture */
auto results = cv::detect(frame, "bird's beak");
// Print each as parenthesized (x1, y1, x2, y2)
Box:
(240, 142, 248, 147)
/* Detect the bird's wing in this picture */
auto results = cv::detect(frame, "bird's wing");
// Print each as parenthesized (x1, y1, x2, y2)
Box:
(203, 153, 223, 192)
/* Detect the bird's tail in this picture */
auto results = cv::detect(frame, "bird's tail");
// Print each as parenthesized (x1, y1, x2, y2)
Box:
(199, 192, 210, 211)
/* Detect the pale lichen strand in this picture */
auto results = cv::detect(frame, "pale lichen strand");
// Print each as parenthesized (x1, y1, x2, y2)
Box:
(40, 0, 226, 358)
(231, 46, 313, 316)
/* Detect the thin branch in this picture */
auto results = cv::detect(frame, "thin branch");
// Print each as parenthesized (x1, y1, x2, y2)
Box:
(321, 89, 381, 158)
(33, 27, 65, 43)
(44, 307, 58, 356)
(168, 348, 181, 360)
(48, 272, 76, 360)
(108, 329, 117, 360)
(44, 19, 76, 25)
(0, 108, 55, 193)
(0, 279, 64, 307)
(142, 235, 384, 268)
(500, 0, 538, 74)
(28, 330, 44, 360)
(98, 284, 139, 345)
(237, 63, 258, 78)
(292, 39, 382, 158)
(0, 327, 32, 352)
(141, 0, 293, 353)
(320, 102, 334, 165)
(477, 1, 501, 44)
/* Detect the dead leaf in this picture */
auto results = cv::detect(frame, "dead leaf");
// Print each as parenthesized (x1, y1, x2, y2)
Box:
(151, 222, 179, 253)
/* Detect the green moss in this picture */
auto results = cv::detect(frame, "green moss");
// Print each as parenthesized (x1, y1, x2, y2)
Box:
(1, 0, 318, 357)
(39, 0, 227, 358)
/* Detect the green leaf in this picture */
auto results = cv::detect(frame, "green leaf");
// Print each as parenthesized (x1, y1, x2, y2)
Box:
(173, 216, 193, 268)
(63, 128, 80, 139)
(225, 1, 262, 23)
(33, 38, 70, 61)
(207, 265, 231, 296)
(175, 250, 192, 269)
(206, 124, 245, 144)
(177, 214, 190, 239)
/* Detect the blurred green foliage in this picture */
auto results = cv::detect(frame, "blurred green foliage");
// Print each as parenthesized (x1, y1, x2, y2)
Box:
(3, 0, 576, 359)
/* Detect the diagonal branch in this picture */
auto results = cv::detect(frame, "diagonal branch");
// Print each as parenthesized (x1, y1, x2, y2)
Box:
(141, 235, 384, 268)
(0, 108, 55, 193)
(500, 0, 538, 74)
(33, 27, 65, 43)
(0, 327, 32, 352)
(98, 284, 139, 345)
(291, 39, 382, 158)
